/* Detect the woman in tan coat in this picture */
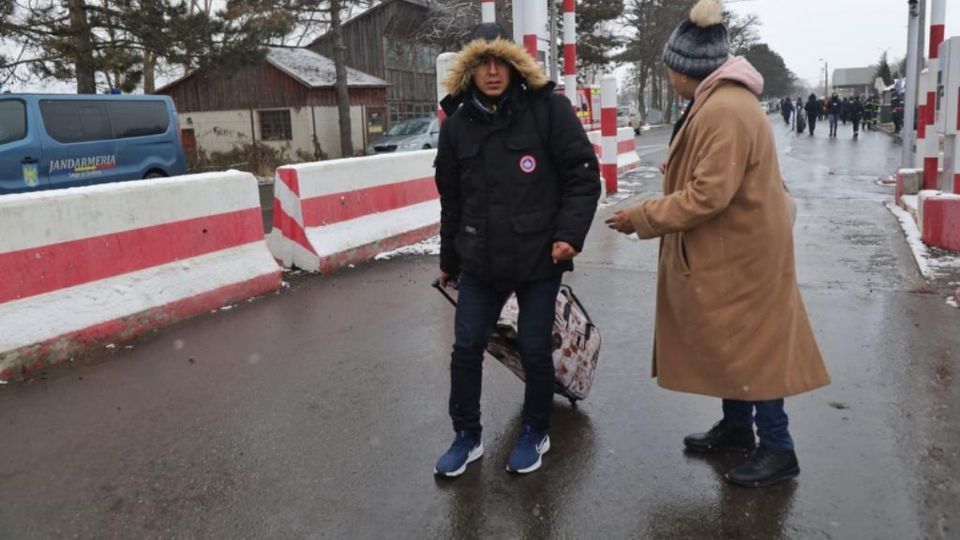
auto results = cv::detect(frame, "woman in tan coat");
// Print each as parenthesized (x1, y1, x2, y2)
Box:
(607, 0, 830, 488)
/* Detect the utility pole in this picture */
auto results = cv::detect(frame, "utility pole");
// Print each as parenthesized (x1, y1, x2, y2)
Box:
(825, 61, 828, 95)
(903, 0, 922, 168)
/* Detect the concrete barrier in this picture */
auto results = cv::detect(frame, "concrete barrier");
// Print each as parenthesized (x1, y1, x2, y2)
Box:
(0, 172, 282, 381)
(588, 127, 641, 174)
(896, 168, 922, 204)
(921, 193, 960, 251)
(269, 150, 440, 273)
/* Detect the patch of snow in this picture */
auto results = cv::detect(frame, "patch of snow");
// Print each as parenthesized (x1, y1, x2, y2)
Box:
(375, 235, 441, 260)
(0, 379, 7, 385)
(901, 195, 919, 213)
(219, 304, 236, 311)
(281, 281, 290, 288)
(946, 296, 959, 309)
(886, 202, 934, 278)
(105, 343, 116, 349)
(266, 47, 387, 88)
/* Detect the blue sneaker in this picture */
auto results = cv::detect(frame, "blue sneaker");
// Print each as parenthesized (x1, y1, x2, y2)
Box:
(506, 425, 551, 474)
(434, 430, 483, 477)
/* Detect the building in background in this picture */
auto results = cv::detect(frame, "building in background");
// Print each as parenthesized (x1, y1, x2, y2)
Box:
(310, 0, 438, 126)
(831, 66, 878, 97)
(156, 47, 387, 173)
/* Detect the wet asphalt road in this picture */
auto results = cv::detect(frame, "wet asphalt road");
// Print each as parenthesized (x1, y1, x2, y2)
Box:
(1, 119, 958, 539)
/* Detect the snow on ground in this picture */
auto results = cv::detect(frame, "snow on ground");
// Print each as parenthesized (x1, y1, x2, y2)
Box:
(374, 235, 441, 260)
(886, 202, 960, 279)
(947, 296, 959, 309)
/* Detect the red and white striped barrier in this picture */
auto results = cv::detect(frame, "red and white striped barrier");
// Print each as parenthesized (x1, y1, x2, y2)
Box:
(588, 127, 641, 177)
(922, 192, 960, 252)
(269, 151, 440, 273)
(0, 172, 282, 381)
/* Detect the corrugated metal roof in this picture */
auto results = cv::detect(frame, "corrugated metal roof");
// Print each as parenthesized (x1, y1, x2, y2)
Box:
(266, 47, 389, 88)
(831, 66, 877, 87)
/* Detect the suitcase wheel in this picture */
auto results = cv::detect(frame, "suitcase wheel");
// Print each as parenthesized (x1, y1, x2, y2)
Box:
(568, 397, 579, 409)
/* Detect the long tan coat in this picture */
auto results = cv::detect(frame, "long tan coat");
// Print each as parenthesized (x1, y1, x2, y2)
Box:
(628, 81, 830, 401)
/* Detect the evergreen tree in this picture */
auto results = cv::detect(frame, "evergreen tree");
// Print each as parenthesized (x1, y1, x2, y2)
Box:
(875, 51, 894, 87)
(741, 43, 796, 98)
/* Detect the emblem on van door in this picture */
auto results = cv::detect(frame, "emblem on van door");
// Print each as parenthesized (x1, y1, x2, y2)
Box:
(519, 155, 537, 174)
(22, 163, 38, 187)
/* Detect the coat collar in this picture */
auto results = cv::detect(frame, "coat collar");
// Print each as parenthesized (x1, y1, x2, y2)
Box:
(666, 82, 729, 166)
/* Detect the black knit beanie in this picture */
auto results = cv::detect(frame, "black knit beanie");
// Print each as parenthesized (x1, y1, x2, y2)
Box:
(662, 0, 730, 80)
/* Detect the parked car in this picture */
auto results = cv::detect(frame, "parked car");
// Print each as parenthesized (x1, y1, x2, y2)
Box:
(617, 106, 633, 128)
(366, 117, 439, 154)
(0, 94, 187, 195)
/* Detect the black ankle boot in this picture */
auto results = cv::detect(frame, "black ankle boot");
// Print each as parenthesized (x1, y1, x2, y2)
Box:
(683, 420, 756, 454)
(724, 446, 800, 488)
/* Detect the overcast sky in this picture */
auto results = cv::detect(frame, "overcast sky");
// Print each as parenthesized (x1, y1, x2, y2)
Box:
(5, 0, 960, 94)
(727, 0, 960, 90)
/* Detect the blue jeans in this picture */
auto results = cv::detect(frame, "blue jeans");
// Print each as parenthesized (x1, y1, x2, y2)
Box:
(829, 113, 840, 134)
(722, 399, 795, 452)
(449, 274, 561, 433)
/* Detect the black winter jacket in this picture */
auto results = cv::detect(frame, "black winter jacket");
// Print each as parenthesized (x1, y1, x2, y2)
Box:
(435, 83, 600, 286)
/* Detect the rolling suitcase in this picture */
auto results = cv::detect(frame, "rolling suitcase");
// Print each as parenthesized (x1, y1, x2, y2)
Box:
(433, 280, 601, 405)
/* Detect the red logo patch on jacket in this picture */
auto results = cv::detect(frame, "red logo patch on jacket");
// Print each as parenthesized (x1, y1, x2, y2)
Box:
(519, 155, 537, 173)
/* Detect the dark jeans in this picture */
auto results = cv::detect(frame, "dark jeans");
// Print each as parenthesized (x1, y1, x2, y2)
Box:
(808, 116, 817, 134)
(449, 273, 561, 433)
(852, 119, 861, 133)
(829, 113, 839, 134)
(722, 399, 795, 453)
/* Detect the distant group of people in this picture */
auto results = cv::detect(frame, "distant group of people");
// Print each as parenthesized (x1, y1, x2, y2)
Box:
(779, 93, 889, 139)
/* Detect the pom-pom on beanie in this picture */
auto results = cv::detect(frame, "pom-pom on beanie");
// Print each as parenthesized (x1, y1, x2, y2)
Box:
(662, 0, 730, 80)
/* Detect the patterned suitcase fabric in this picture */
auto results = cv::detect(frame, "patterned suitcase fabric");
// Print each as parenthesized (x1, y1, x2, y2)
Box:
(486, 285, 601, 402)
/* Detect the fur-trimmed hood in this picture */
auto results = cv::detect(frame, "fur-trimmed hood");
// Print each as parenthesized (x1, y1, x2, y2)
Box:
(443, 38, 549, 96)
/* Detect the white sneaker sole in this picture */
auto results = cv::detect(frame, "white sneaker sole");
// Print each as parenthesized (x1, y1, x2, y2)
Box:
(434, 443, 484, 478)
(507, 436, 551, 474)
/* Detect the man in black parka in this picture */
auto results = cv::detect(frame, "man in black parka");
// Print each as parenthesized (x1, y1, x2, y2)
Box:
(433, 23, 600, 477)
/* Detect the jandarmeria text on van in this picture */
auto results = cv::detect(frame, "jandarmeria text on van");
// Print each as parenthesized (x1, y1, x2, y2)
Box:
(49, 154, 117, 173)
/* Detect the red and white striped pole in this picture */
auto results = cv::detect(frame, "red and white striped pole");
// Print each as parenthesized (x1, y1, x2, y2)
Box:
(522, 0, 539, 59)
(600, 74, 618, 194)
(562, 0, 577, 105)
(927, 0, 947, 190)
(436, 52, 457, 124)
(481, 0, 495, 23)
(917, 71, 929, 170)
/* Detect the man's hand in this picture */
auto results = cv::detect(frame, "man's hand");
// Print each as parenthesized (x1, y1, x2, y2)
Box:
(439, 270, 456, 288)
(605, 209, 636, 235)
(552, 241, 578, 264)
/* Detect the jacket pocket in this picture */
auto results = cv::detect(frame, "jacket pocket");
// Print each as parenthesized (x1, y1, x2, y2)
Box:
(506, 136, 543, 183)
(510, 209, 556, 279)
(454, 219, 486, 273)
(676, 233, 692, 276)
(511, 209, 556, 233)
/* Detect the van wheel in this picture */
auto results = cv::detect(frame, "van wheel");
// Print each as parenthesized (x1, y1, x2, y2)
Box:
(144, 171, 165, 179)
(422, 144, 432, 150)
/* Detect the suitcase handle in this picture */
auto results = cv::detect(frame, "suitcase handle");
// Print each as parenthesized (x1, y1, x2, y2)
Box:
(431, 278, 458, 307)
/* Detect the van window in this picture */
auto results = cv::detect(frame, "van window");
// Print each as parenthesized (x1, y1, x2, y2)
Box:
(41, 100, 112, 143)
(108, 100, 169, 138)
(0, 100, 26, 145)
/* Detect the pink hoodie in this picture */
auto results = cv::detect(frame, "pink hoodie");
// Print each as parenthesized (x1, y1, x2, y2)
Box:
(694, 56, 764, 101)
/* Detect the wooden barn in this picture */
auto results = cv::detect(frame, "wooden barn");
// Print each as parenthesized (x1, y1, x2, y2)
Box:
(310, 0, 440, 125)
(156, 47, 388, 162)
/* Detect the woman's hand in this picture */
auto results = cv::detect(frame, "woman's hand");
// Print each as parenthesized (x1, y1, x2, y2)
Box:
(659, 162, 667, 174)
(605, 209, 636, 235)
